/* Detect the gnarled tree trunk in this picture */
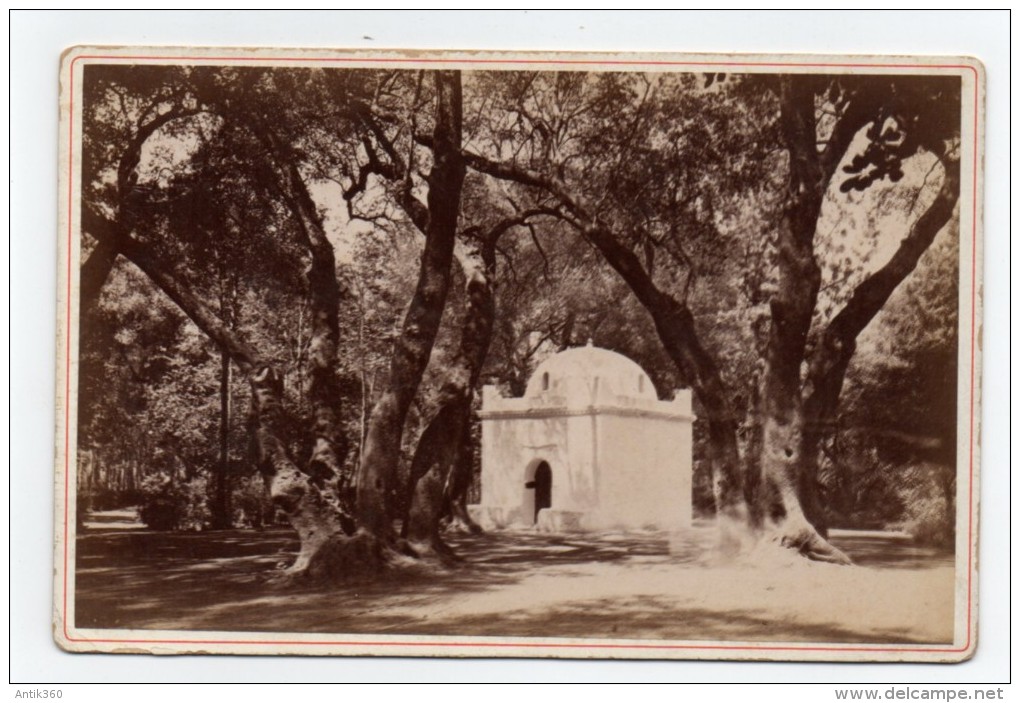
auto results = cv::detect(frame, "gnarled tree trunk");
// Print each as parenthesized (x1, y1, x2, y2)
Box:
(244, 119, 355, 532)
(356, 71, 466, 539)
(404, 240, 496, 554)
(757, 77, 851, 564)
(250, 366, 347, 572)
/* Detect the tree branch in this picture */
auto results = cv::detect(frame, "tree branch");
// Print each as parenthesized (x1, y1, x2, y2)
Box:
(357, 110, 430, 232)
(831, 154, 958, 352)
(117, 107, 200, 197)
(79, 238, 120, 310)
(818, 85, 885, 184)
(805, 151, 960, 419)
(82, 205, 263, 372)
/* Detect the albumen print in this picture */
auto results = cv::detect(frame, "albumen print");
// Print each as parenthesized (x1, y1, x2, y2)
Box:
(56, 47, 983, 660)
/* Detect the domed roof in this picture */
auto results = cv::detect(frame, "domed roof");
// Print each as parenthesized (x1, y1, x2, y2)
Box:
(524, 343, 657, 400)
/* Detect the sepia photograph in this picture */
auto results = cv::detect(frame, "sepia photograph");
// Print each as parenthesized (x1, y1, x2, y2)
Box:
(54, 46, 983, 661)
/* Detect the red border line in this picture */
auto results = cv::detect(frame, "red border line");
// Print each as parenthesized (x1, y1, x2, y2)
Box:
(61, 53, 981, 655)
(63, 56, 75, 641)
(60, 636, 963, 653)
(967, 58, 979, 654)
(69, 55, 978, 71)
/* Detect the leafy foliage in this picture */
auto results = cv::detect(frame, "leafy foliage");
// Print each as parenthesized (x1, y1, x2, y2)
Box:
(138, 471, 211, 532)
(231, 474, 275, 529)
(77, 64, 962, 546)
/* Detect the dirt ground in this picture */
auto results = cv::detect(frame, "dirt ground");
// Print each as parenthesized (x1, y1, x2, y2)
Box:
(73, 511, 955, 644)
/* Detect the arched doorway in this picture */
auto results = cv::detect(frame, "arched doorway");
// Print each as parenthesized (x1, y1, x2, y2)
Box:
(525, 461, 552, 523)
(534, 462, 552, 521)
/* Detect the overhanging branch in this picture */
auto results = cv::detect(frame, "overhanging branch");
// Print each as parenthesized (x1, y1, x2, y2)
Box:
(82, 205, 263, 372)
(804, 152, 960, 419)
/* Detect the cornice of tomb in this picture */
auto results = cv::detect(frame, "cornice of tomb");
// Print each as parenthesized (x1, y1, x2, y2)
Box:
(479, 402, 696, 422)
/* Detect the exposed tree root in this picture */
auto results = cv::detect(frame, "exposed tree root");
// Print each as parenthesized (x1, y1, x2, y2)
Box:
(775, 523, 853, 565)
(271, 529, 464, 587)
(444, 503, 484, 535)
(271, 532, 406, 586)
(402, 535, 463, 567)
(677, 517, 853, 567)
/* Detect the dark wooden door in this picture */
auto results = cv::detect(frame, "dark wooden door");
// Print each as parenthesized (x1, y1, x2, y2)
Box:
(533, 462, 551, 522)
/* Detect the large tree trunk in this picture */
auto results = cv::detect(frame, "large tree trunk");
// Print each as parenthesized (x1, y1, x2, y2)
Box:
(284, 177, 352, 528)
(404, 240, 496, 554)
(404, 401, 471, 551)
(245, 118, 355, 531)
(296, 221, 352, 528)
(758, 233, 835, 560)
(759, 253, 846, 562)
(443, 417, 483, 534)
(250, 366, 347, 573)
(356, 71, 466, 539)
(758, 78, 850, 563)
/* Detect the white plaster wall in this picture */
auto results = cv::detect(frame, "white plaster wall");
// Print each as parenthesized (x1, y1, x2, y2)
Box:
(559, 415, 597, 512)
(478, 382, 694, 531)
(593, 414, 692, 530)
(480, 414, 596, 526)
(480, 410, 690, 530)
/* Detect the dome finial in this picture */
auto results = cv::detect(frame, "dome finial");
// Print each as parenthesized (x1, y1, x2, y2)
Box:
(586, 337, 594, 347)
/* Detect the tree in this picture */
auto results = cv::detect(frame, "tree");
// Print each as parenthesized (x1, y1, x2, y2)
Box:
(341, 70, 467, 551)
(438, 71, 961, 560)
(761, 75, 960, 560)
(825, 218, 960, 542)
(80, 66, 473, 576)
(439, 72, 766, 548)
(343, 74, 565, 555)
(77, 64, 962, 573)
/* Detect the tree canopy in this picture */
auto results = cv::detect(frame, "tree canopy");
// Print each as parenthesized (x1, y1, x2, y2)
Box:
(77, 64, 963, 577)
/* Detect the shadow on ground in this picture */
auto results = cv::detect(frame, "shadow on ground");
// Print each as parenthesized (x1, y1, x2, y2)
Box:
(73, 520, 954, 644)
(75, 529, 662, 630)
(828, 532, 953, 570)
